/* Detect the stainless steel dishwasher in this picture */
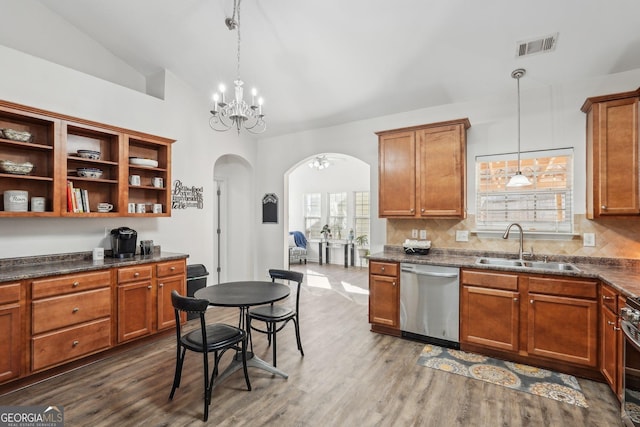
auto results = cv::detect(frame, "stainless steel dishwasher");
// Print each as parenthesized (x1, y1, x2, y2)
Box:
(399, 263, 460, 348)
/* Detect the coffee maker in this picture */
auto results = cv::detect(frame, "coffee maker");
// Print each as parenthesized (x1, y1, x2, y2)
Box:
(110, 227, 137, 258)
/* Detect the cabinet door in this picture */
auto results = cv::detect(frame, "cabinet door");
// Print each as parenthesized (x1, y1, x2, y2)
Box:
(369, 274, 399, 327)
(601, 306, 619, 392)
(416, 124, 466, 218)
(527, 293, 598, 367)
(588, 97, 639, 217)
(157, 275, 186, 330)
(117, 280, 154, 343)
(0, 303, 20, 382)
(460, 285, 519, 352)
(378, 131, 416, 217)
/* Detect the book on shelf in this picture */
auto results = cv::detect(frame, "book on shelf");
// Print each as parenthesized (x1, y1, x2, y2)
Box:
(66, 181, 73, 212)
(74, 188, 83, 213)
(82, 189, 90, 212)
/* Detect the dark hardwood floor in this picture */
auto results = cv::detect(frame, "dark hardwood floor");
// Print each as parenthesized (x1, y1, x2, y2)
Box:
(0, 263, 622, 426)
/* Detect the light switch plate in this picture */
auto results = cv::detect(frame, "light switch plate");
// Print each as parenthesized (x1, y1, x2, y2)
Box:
(583, 233, 596, 247)
(419, 230, 427, 240)
(456, 230, 469, 242)
(411, 229, 418, 238)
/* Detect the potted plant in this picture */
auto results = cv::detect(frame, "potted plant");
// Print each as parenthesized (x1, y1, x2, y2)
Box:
(355, 234, 369, 262)
(321, 224, 331, 240)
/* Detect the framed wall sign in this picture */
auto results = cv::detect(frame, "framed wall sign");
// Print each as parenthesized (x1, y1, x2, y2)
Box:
(262, 193, 278, 224)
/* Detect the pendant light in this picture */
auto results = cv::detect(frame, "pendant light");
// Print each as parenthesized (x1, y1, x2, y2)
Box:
(506, 68, 532, 187)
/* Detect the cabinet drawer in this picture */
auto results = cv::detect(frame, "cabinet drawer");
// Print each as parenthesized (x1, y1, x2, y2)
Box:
(369, 261, 398, 277)
(157, 260, 185, 278)
(0, 282, 21, 305)
(32, 288, 111, 334)
(601, 284, 618, 313)
(32, 270, 111, 299)
(528, 276, 597, 299)
(31, 318, 111, 372)
(117, 265, 153, 283)
(462, 269, 518, 291)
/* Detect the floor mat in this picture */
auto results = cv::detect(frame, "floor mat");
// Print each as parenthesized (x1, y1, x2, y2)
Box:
(417, 344, 588, 408)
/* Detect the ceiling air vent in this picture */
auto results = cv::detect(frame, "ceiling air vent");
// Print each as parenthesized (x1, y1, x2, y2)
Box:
(516, 33, 558, 57)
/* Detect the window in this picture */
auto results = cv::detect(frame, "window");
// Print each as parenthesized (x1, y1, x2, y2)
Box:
(353, 191, 370, 241)
(476, 149, 573, 233)
(328, 192, 347, 237)
(304, 193, 322, 238)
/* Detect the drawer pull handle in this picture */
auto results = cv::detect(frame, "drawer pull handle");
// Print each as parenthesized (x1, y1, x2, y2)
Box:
(72, 281, 80, 287)
(148, 285, 152, 289)
(72, 307, 79, 313)
(170, 266, 176, 271)
(607, 320, 615, 326)
(530, 299, 534, 304)
(602, 205, 607, 210)
(72, 340, 79, 347)
(381, 267, 385, 271)
(159, 283, 164, 287)
(513, 298, 518, 302)
(392, 281, 396, 286)
(602, 296, 615, 301)
(134, 272, 140, 277)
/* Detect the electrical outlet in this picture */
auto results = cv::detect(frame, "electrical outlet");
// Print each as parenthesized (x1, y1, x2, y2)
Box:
(419, 230, 427, 240)
(583, 233, 596, 247)
(411, 229, 418, 238)
(456, 230, 469, 242)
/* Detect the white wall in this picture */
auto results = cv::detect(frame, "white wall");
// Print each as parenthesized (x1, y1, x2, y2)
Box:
(0, 44, 257, 282)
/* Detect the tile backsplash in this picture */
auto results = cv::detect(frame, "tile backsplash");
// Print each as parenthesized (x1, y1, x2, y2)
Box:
(387, 214, 640, 259)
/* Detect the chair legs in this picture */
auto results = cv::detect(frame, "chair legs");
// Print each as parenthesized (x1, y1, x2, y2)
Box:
(293, 316, 304, 356)
(169, 347, 187, 400)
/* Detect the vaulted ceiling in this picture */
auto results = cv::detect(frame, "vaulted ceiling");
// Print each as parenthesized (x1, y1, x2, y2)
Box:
(5, 0, 640, 135)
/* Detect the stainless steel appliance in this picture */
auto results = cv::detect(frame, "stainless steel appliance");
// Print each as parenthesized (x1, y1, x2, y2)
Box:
(110, 227, 137, 258)
(621, 297, 640, 426)
(399, 263, 460, 348)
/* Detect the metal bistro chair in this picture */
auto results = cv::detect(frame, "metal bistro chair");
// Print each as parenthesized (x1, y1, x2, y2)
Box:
(169, 290, 251, 421)
(248, 269, 304, 367)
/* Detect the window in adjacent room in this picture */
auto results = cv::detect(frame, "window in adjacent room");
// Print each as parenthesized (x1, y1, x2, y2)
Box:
(353, 191, 370, 241)
(476, 148, 573, 233)
(328, 192, 348, 238)
(304, 193, 322, 238)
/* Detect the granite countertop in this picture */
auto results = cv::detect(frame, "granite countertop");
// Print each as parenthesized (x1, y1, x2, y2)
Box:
(0, 251, 189, 283)
(369, 247, 640, 299)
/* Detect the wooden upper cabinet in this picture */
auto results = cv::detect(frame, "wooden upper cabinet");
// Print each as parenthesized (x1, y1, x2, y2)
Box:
(378, 131, 416, 217)
(377, 118, 470, 219)
(582, 89, 640, 218)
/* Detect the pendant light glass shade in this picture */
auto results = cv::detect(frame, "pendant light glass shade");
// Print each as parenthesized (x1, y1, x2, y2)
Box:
(506, 68, 532, 188)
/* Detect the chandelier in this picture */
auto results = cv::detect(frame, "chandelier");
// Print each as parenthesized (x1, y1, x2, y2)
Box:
(209, 0, 266, 134)
(308, 155, 331, 170)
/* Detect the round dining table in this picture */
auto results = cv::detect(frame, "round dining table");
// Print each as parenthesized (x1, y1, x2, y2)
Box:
(194, 281, 291, 382)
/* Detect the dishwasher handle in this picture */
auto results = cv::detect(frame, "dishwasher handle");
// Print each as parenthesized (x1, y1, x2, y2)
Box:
(401, 267, 458, 278)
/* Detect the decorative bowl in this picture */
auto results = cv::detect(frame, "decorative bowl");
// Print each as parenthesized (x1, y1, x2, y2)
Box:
(129, 157, 158, 168)
(77, 149, 101, 160)
(0, 160, 34, 175)
(3, 129, 33, 143)
(77, 167, 103, 179)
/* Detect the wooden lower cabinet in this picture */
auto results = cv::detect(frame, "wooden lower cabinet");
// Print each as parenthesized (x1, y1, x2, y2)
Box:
(461, 269, 599, 370)
(30, 271, 112, 372)
(0, 257, 187, 387)
(0, 283, 21, 383)
(461, 284, 519, 352)
(117, 279, 154, 342)
(600, 283, 623, 398)
(369, 261, 400, 333)
(117, 259, 186, 343)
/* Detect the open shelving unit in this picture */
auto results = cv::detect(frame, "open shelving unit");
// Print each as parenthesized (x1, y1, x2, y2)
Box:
(0, 100, 175, 217)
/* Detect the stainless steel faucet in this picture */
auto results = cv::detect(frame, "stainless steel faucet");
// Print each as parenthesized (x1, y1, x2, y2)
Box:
(503, 223, 526, 261)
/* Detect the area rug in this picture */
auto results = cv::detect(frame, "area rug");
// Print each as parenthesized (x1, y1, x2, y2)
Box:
(417, 344, 588, 408)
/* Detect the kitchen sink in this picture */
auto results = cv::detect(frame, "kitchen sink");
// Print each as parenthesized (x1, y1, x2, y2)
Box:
(476, 257, 580, 272)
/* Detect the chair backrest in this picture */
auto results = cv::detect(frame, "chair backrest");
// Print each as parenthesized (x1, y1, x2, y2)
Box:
(171, 290, 210, 342)
(268, 269, 304, 312)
